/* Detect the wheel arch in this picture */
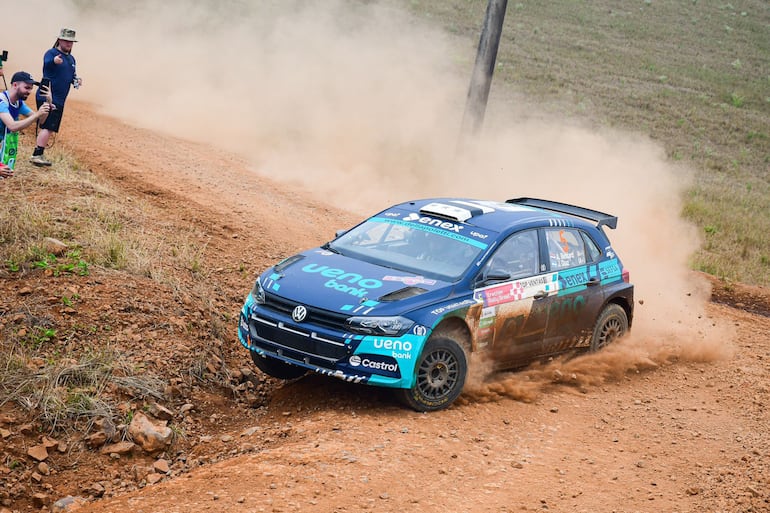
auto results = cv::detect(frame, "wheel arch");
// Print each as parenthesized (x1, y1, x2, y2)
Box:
(430, 316, 473, 353)
(606, 295, 633, 329)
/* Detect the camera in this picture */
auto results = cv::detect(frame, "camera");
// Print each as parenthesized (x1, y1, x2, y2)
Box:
(72, 73, 80, 89)
(0, 50, 7, 63)
(40, 78, 51, 89)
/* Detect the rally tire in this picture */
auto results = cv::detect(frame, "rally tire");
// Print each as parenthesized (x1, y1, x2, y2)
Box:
(590, 303, 628, 352)
(396, 337, 468, 412)
(250, 352, 308, 380)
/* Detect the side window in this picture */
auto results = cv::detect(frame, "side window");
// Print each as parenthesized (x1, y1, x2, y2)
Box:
(486, 230, 539, 279)
(545, 228, 586, 270)
(581, 231, 601, 263)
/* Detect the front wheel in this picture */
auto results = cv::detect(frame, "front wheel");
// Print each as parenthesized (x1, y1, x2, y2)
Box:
(590, 303, 629, 352)
(250, 352, 308, 380)
(396, 337, 468, 412)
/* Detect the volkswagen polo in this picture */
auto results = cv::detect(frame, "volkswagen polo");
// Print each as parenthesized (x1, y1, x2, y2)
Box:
(238, 197, 634, 411)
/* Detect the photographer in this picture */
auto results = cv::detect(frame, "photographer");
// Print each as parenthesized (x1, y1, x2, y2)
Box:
(31, 28, 81, 167)
(0, 72, 52, 174)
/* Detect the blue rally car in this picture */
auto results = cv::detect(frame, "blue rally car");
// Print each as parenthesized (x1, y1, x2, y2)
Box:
(238, 198, 634, 411)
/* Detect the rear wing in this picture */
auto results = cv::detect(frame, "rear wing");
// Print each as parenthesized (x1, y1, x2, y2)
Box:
(506, 197, 618, 230)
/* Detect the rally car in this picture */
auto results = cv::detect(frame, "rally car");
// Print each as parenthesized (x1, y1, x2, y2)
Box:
(238, 197, 634, 411)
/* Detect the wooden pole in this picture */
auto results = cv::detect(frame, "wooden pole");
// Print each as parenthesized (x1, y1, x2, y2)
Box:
(460, 0, 508, 139)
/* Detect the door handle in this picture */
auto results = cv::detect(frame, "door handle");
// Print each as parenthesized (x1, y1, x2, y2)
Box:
(587, 276, 601, 286)
(534, 290, 549, 300)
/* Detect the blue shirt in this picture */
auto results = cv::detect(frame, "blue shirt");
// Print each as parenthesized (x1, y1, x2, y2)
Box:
(0, 91, 33, 138)
(35, 47, 77, 106)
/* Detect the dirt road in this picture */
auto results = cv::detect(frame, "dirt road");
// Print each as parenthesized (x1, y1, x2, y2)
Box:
(46, 102, 770, 512)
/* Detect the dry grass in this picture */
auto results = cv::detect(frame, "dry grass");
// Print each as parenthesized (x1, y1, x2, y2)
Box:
(0, 151, 213, 287)
(0, 343, 165, 434)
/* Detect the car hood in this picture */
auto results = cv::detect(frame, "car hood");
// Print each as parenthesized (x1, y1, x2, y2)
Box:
(260, 249, 454, 315)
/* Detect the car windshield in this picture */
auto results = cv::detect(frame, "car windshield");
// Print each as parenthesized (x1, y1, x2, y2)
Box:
(328, 216, 489, 282)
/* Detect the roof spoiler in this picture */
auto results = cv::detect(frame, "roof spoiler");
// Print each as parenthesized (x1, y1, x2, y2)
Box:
(506, 197, 618, 230)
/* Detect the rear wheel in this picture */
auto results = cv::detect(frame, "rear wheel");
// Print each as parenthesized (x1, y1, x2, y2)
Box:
(250, 351, 308, 380)
(590, 304, 628, 352)
(396, 337, 467, 412)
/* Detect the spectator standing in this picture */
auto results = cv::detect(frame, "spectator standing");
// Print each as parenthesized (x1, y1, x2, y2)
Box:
(31, 27, 81, 167)
(0, 72, 51, 173)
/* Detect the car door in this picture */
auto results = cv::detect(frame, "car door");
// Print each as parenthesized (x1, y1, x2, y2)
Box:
(473, 230, 556, 367)
(541, 227, 606, 354)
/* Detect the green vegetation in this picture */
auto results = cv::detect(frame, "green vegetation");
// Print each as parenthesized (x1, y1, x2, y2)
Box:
(400, 0, 770, 286)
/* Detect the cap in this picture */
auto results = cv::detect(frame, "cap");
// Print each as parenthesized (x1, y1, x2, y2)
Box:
(58, 28, 78, 42)
(10, 71, 39, 86)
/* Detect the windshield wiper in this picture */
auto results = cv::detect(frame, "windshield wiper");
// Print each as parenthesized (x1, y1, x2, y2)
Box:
(321, 242, 341, 254)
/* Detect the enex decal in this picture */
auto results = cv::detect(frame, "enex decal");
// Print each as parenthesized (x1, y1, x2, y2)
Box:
(302, 264, 383, 298)
(402, 212, 464, 233)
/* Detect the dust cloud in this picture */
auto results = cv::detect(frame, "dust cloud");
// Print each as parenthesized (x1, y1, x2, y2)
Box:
(9, 1, 733, 402)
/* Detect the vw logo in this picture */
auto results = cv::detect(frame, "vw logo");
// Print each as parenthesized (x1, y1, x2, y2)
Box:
(292, 305, 308, 322)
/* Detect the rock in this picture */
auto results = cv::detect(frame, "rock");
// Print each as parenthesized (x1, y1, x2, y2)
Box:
(38, 462, 51, 475)
(180, 403, 195, 414)
(52, 495, 88, 512)
(147, 403, 174, 421)
(32, 492, 50, 507)
(128, 412, 172, 454)
(28, 444, 49, 462)
(42, 436, 60, 449)
(43, 237, 68, 256)
(94, 418, 116, 440)
(146, 473, 163, 485)
(99, 441, 135, 456)
(86, 482, 105, 498)
(153, 459, 170, 474)
(86, 418, 116, 448)
(0, 429, 10, 439)
(85, 431, 109, 448)
(241, 426, 259, 437)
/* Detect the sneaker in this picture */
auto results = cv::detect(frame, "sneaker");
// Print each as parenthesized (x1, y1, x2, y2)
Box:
(30, 155, 52, 167)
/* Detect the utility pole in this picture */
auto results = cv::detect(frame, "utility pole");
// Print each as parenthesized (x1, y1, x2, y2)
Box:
(459, 0, 508, 140)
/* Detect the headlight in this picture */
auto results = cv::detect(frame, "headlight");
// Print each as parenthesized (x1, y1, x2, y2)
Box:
(346, 316, 414, 336)
(251, 278, 266, 304)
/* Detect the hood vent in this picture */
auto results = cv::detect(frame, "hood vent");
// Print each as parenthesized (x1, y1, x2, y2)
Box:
(378, 286, 428, 302)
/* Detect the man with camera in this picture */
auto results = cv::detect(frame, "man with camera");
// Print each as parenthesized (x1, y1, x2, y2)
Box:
(0, 72, 52, 175)
(31, 28, 82, 167)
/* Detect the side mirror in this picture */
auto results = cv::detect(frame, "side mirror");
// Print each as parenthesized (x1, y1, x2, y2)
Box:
(480, 268, 511, 285)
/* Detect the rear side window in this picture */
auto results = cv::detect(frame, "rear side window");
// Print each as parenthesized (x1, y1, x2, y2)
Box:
(581, 231, 602, 263)
(545, 228, 587, 270)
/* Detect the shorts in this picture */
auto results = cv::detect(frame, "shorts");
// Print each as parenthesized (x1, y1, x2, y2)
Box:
(36, 98, 64, 132)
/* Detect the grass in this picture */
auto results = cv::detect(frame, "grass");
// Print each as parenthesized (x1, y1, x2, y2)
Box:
(399, 0, 770, 286)
(0, 153, 214, 287)
(0, 343, 164, 434)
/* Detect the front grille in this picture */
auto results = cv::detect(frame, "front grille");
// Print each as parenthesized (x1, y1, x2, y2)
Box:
(249, 315, 350, 362)
(264, 292, 350, 330)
